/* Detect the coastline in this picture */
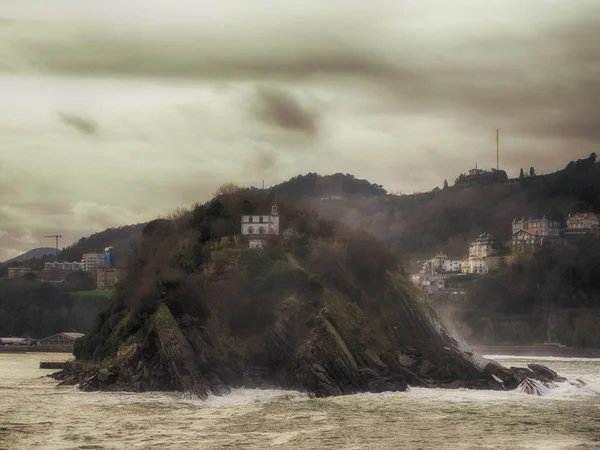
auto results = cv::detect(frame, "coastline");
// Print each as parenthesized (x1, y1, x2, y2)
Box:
(0, 345, 74, 354)
(473, 345, 600, 358)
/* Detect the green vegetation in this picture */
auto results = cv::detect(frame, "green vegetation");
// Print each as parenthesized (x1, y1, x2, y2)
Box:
(451, 236, 600, 347)
(0, 271, 102, 338)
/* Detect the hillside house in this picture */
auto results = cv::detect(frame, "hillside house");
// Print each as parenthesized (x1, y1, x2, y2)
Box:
(241, 204, 280, 249)
(7, 267, 32, 279)
(462, 233, 506, 274)
(512, 216, 561, 237)
(567, 213, 599, 229)
(420, 251, 462, 274)
(512, 229, 545, 254)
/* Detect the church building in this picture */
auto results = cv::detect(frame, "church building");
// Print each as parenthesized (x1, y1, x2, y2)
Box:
(241, 204, 280, 248)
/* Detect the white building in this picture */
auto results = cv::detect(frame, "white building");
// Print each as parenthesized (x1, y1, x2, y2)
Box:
(81, 253, 105, 272)
(7, 267, 32, 279)
(469, 233, 502, 258)
(466, 257, 488, 275)
(462, 233, 505, 274)
(241, 204, 280, 249)
(44, 261, 83, 271)
(512, 216, 561, 237)
(567, 213, 600, 229)
(420, 251, 462, 274)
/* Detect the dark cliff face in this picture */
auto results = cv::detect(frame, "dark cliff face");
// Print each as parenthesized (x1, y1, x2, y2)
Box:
(56, 195, 562, 397)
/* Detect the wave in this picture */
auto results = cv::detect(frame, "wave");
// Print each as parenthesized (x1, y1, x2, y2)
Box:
(186, 388, 309, 406)
(483, 354, 600, 362)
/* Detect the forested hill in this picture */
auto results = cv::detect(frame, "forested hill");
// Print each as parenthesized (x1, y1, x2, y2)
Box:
(295, 153, 600, 260)
(60, 224, 144, 266)
(268, 173, 388, 198)
(37, 152, 600, 267)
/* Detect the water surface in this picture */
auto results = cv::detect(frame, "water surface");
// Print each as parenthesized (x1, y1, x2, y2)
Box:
(1, 353, 599, 449)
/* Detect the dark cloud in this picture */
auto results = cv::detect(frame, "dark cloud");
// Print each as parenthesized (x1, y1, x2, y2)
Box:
(5, 9, 596, 148)
(250, 87, 318, 136)
(58, 112, 98, 135)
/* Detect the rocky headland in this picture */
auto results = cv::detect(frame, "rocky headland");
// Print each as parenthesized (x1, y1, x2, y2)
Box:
(50, 192, 568, 398)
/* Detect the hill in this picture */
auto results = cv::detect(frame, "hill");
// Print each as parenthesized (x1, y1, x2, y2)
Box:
(57, 188, 549, 397)
(281, 153, 600, 260)
(59, 224, 145, 267)
(2, 247, 59, 264)
(266, 172, 387, 198)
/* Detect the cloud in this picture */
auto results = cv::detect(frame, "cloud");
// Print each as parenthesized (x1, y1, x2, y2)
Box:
(0, 0, 597, 260)
(250, 87, 318, 136)
(58, 112, 98, 135)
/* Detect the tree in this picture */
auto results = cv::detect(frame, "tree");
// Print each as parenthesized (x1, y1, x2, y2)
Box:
(443, 179, 449, 189)
(214, 182, 241, 198)
(529, 166, 536, 177)
(519, 168, 525, 179)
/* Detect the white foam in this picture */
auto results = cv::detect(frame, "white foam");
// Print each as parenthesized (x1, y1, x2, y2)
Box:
(189, 388, 308, 406)
(484, 354, 600, 362)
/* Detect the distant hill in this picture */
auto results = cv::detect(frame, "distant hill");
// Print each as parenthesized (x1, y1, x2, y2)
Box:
(60, 224, 145, 268)
(292, 153, 600, 261)
(266, 172, 387, 198)
(3, 247, 59, 264)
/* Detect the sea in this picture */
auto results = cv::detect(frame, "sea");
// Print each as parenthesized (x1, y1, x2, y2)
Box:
(1, 353, 599, 449)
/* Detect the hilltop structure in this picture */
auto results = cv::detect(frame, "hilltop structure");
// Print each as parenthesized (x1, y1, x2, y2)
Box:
(241, 204, 280, 248)
(454, 166, 508, 188)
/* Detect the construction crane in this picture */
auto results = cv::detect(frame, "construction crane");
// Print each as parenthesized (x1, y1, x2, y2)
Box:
(44, 234, 63, 262)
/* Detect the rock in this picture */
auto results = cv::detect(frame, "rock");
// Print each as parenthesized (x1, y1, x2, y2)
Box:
(396, 353, 416, 368)
(420, 360, 435, 376)
(527, 364, 566, 383)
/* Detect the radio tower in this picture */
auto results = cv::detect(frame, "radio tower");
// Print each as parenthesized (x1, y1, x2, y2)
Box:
(496, 129, 499, 170)
(44, 234, 63, 262)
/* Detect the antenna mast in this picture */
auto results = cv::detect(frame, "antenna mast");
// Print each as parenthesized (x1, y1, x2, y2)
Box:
(496, 129, 499, 170)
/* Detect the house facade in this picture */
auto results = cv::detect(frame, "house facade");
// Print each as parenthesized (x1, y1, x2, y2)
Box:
(567, 213, 600, 229)
(512, 216, 561, 237)
(512, 229, 545, 254)
(241, 204, 280, 248)
(7, 267, 32, 279)
(421, 251, 462, 274)
(97, 268, 119, 290)
(82, 253, 106, 272)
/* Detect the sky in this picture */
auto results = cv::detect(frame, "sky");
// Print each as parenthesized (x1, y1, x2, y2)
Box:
(0, 0, 597, 260)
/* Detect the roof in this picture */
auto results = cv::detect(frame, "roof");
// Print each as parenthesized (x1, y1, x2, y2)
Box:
(61, 332, 84, 339)
(40, 332, 84, 341)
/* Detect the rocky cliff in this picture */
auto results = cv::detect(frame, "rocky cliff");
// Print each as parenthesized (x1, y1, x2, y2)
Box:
(50, 193, 566, 397)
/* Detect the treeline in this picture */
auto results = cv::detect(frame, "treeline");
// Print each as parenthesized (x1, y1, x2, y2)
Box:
(0, 272, 105, 338)
(267, 172, 387, 198)
(467, 237, 600, 314)
(304, 154, 600, 260)
(452, 236, 600, 347)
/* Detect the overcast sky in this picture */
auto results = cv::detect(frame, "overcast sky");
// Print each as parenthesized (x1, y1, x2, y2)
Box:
(0, 0, 597, 260)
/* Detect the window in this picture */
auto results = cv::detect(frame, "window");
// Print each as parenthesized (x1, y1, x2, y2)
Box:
(259, 226, 265, 234)
(248, 226, 254, 234)
(259, 216, 264, 223)
(249, 217, 253, 223)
